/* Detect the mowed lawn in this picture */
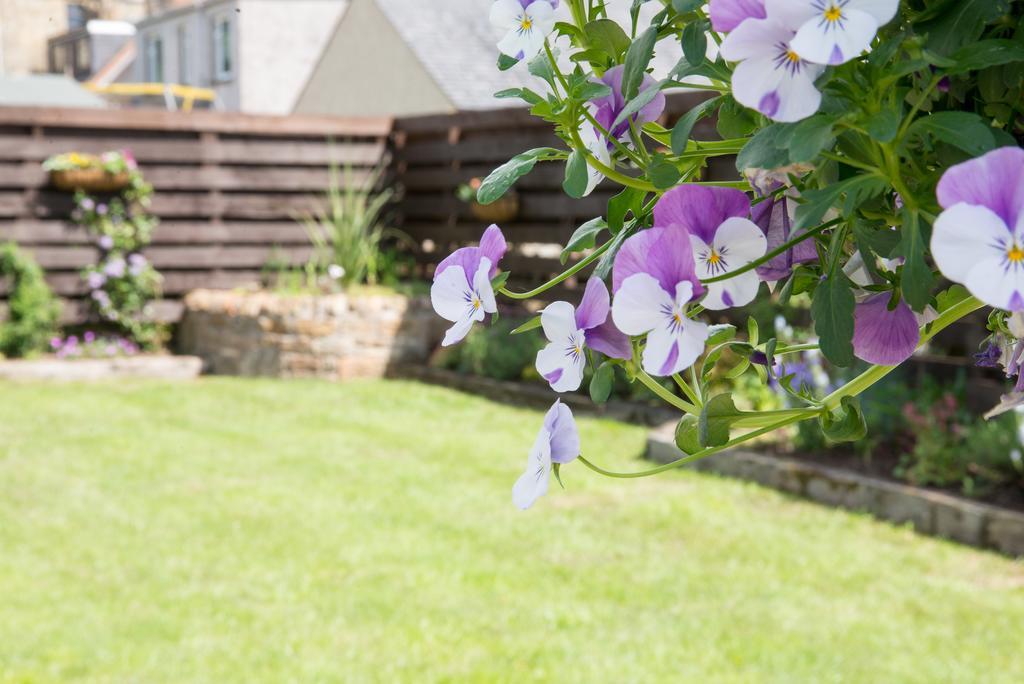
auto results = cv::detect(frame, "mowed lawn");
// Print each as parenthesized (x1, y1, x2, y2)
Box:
(1, 379, 1023, 683)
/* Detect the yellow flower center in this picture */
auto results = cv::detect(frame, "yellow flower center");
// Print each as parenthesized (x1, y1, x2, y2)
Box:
(520, 15, 533, 31)
(472, 296, 481, 310)
(1008, 244, 1024, 263)
(708, 250, 722, 265)
(785, 50, 800, 63)
(823, 5, 842, 22)
(673, 312, 683, 324)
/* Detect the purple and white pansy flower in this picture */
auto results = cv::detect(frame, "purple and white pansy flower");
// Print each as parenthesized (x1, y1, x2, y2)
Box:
(513, 399, 579, 510)
(654, 185, 768, 310)
(431, 225, 508, 347)
(720, 14, 825, 122)
(589, 65, 667, 143)
(611, 223, 709, 376)
(767, 0, 900, 66)
(490, 0, 558, 61)
(577, 116, 612, 197)
(931, 147, 1024, 313)
(536, 277, 632, 392)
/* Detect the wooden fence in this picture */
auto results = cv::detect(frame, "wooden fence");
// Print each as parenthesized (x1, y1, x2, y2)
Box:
(391, 92, 725, 300)
(0, 106, 391, 322)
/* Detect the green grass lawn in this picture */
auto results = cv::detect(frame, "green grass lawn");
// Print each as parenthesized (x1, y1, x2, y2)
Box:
(1, 378, 1023, 683)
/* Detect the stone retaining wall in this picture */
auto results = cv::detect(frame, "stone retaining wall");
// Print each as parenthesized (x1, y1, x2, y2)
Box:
(178, 289, 440, 379)
(0, 355, 202, 381)
(647, 426, 1024, 557)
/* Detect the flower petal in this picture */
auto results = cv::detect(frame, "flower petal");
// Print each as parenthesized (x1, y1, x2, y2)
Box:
(732, 56, 823, 122)
(720, 15, 791, 62)
(850, 0, 899, 24)
(478, 225, 507, 276)
(442, 315, 476, 348)
(643, 318, 709, 376)
(544, 399, 580, 464)
(612, 272, 674, 335)
(936, 146, 1024, 230)
(473, 257, 497, 313)
(578, 119, 611, 196)
(585, 319, 632, 359)
(431, 265, 471, 322)
(540, 300, 578, 343)
(931, 203, 1011, 284)
(709, 0, 766, 33)
(512, 427, 551, 510)
(703, 270, 763, 310)
(612, 225, 703, 298)
(852, 294, 920, 365)
(753, 194, 818, 281)
(654, 185, 751, 245)
(763, 0, 818, 28)
(575, 277, 611, 330)
(714, 216, 769, 264)
(536, 341, 585, 392)
(490, 0, 524, 29)
(790, 8, 878, 65)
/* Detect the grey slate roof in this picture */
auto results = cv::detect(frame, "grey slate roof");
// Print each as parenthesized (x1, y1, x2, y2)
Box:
(0, 74, 109, 109)
(373, 0, 682, 111)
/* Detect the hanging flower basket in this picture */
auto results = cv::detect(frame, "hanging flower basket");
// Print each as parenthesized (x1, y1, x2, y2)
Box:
(49, 167, 132, 193)
(470, 193, 519, 223)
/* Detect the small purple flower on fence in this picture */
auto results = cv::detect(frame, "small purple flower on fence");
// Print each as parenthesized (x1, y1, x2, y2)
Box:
(490, 0, 557, 61)
(931, 147, 1024, 312)
(769, 0, 900, 66)
(654, 185, 768, 309)
(431, 225, 507, 346)
(103, 257, 126, 278)
(98, 235, 114, 250)
(87, 271, 106, 289)
(50, 337, 62, 350)
(719, 14, 824, 122)
(96, 203, 108, 216)
(589, 65, 666, 143)
(611, 223, 709, 377)
(83, 331, 96, 344)
(128, 253, 148, 276)
(535, 278, 631, 392)
(80, 197, 95, 211)
(513, 399, 579, 510)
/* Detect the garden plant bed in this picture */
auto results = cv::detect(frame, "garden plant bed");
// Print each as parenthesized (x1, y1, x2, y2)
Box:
(179, 288, 442, 380)
(646, 426, 1024, 557)
(0, 354, 201, 381)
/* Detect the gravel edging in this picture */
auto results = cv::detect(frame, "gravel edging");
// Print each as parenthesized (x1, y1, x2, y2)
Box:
(0, 355, 203, 381)
(646, 425, 1024, 557)
(391, 365, 676, 426)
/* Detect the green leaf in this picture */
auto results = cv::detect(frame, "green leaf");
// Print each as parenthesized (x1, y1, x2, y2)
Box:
(670, 97, 720, 154)
(897, 210, 935, 312)
(935, 283, 971, 313)
(497, 53, 520, 71)
(584, 19, 632, 61)
(948, 38, 1024, 73)
(510, 316, 542, 335)
(647, 155, 682, 189)
(864, 105, 902, 143)
(611, 80, 665, 131)
(490, 271, 510, 292)
(793, 174, 887, 232)
(852, 220, 900, 259)
(575, 81, 613, 102)
(812, 274, 856, 367)
(902, 112, 996, 157)
(477, 148, 560, 204)
(607, 187, 644, 235)
(785, 114, 837, 162)
(699, 393, 742, 448)
(621, 26, 658, 100)
(560, 217, 607, 263)
(672, 0, 704, 12)
(590, 361, 615, 404)
(819, 396, 867, 443)
(527, 50, 557, 85)
(681, 21, 707, 67)
(563, 149, 589, 199)
(736, 123, 792, 173)
(493, 87, 544, 105)
(674, 414, 702, 455)
(747, 316, 759, 346)
(918, 0, 1011, 55)
(717, 95, 758, 138)
(707, 324, 737, 345)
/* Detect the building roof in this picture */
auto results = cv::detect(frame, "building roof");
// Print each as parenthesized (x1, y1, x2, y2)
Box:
(0, 74, 109, 109)
(372, 0, 682, 111)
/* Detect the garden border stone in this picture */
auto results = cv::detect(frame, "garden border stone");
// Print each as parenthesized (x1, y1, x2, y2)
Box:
(646, 424, 1024, 557)
(0, 355, 202, 381)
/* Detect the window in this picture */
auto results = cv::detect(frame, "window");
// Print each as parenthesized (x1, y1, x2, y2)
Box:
(144, 34, 164, 83)
(74, 39, 91, 75)
(177, 24, 190, 84)
(50, 44, 68, 74)
(212, 14, 233, 81)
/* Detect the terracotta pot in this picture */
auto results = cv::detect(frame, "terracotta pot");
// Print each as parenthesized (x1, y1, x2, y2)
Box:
(470, 193, 519, 223)
(50, 168, 131, 193)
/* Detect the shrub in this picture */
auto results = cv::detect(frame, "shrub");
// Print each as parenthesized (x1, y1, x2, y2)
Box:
(0, 243, 60, 358)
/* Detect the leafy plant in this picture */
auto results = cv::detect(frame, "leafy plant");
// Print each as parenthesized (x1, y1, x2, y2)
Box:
(0, 243, 60, 358)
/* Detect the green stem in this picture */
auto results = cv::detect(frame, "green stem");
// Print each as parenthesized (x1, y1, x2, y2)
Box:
(498, 241, 611, 300)
(700, 218, 837, 285)
(637, 370, 697, 414)
(672, 373, 703, 407)
(581, 106, 646, 168)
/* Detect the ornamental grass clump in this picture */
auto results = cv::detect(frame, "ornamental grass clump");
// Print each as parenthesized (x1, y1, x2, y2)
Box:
(431, 0, 1024, 508)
